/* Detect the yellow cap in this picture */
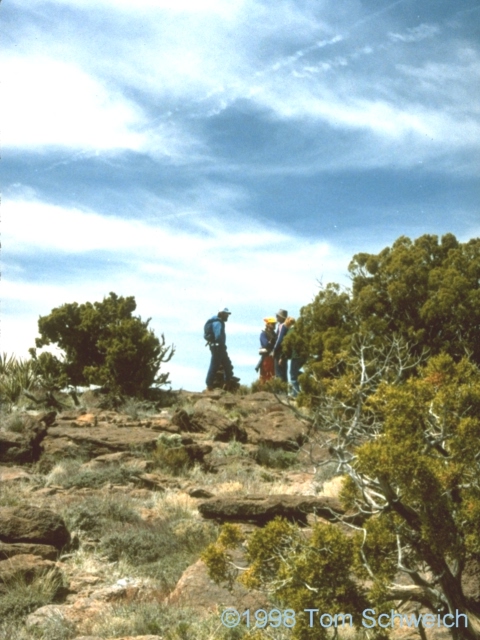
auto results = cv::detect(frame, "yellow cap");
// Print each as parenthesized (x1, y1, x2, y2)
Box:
(263, 317, 277, 324)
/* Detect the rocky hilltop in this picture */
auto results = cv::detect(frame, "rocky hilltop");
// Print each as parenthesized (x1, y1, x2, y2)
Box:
(0, 389, 344, 640)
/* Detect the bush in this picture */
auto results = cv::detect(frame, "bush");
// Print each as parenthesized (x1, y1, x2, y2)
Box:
(2, 413, 28, 433)
(0, 354, 40, 406)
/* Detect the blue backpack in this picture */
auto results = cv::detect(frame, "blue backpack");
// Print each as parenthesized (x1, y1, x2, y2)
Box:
(204, 318, 216, 343)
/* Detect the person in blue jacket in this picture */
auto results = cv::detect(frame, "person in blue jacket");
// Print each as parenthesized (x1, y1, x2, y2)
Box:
(204, 308, 234, 391)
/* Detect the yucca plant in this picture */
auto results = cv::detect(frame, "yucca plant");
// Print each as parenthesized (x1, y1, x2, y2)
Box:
(0, 353, 40, 405)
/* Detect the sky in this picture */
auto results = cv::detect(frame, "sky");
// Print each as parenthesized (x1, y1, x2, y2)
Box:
(2, 0, 480, 391)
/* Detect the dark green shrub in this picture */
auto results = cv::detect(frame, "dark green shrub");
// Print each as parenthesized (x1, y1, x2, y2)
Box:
(254, 444, 298, 469)
(32, 292, 174, 397)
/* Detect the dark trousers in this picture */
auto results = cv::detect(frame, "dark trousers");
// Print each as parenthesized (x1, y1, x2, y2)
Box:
(289, 357, 304, 396)
(274, 357, 288, 382)
(206, 345, 233, 387)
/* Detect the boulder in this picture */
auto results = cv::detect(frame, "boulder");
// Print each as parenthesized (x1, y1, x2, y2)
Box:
(201, 409, 247, 442)
(0, 505, 70, 548)
(0, 542, 58, 560)
(462, 556, 480, 602)
(0, 554, 63, 593)
(165, 558, 268, 612)
(241, 406, 307, 450)
(198, 494, 356, 525)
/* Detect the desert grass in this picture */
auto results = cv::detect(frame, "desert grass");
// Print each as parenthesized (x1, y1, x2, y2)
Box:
(0, 481, 37, 508)
(45, 458, 143, 489)
(0, 569, 66, 626)
(81, 601, 266, 639)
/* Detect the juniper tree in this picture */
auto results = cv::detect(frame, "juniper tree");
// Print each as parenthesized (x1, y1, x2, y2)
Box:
(32, 292, 174, 397)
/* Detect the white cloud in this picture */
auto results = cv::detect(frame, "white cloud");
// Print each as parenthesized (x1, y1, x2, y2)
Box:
(388, 23, 440, 43)
(2, 57, 145, 150)
(3, 191, 352, 389)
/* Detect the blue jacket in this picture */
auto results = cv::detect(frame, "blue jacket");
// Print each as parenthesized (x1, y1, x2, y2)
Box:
(273, 323, 288, 357)
(207, 316, 227, 347)
(260, 328, 276, 351)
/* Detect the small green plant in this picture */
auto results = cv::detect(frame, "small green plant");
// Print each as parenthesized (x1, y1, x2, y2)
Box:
(151, 433, 191, 474)
(254, 443, 298, 469)
(0, 353, 40, 405)
(222, 439, 247, 457)
(2, 413, 28, 433)
(250, 378, 289, 394)
(99, 514, 217, 589)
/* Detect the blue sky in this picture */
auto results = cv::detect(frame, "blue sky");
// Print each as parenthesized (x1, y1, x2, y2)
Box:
(2, 0, 480, 390)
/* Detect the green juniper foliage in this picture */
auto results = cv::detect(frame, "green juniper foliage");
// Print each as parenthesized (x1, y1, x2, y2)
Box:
(31, 292, 174, 397)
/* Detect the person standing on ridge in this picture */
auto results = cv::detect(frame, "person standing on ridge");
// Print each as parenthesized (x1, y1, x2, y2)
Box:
(282, 316, 305, 397)
(273, 308, 288, 382)
(204, 308, 235, 391)
(256, 317, 276, 383)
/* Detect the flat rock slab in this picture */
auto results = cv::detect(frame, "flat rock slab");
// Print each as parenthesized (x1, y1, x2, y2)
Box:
(42, 425, 160, 459)
(0, 465, 33, 482)
(198, 494, 350, 525)
(0, 542, 58, 560)
(0, 505, 70, 548)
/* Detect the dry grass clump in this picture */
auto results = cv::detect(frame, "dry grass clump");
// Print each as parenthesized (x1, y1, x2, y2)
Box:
(84, 601, 257, 640)
(0, 482, 36, 508)
(62, 493, 141, 539)
(45, 458, 142, 489)
(61, 489, 217, 593)
(0, 569, 66, 627)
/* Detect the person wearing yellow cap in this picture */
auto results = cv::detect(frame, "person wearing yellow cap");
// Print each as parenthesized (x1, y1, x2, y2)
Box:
(255, 316, 277, 383)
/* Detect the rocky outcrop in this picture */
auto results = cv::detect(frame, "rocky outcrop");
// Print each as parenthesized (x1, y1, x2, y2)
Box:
(172, 408, 247, 442)
(0, 414, 49, 463)
(241, 404, 307, 450)
(0, 505, 70, 548)
(198, 494, 355, 525)
(173, 392, 308, 450)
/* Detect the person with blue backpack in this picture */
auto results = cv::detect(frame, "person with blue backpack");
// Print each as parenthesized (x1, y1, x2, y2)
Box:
(204, 308, 237, 391)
